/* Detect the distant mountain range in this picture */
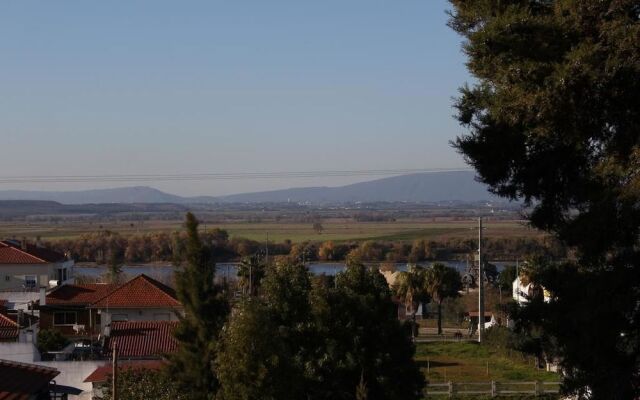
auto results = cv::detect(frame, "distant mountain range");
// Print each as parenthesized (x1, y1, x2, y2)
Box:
(0, 171, 501, 205)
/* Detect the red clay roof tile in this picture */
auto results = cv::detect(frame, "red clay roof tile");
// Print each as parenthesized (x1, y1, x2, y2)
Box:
(90, 275, 181, 309)
(46, 283, 117, 306)
(105, 321, 179, 358)
(83, 360, 165, 383)
(0, 313, 18, 341)
(0, 240, 66, 265)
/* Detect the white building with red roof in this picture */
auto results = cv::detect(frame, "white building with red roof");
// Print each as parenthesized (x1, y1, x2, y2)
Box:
(88, 274, 182, 331)
(0, 239, 74, 291)
(39, 274, 182, 344)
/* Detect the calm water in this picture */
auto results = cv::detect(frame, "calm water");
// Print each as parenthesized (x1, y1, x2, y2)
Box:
(74, 260, 514, 282)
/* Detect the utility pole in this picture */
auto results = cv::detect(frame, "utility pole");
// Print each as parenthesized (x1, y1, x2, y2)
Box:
(249, 261, 252, 296)
(112, 343, 118, 400)
(478, 217, 485, 343)
(516, 259, 520, 303)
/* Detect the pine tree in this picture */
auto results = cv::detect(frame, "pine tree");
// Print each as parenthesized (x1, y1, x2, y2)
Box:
(169, 212, 230, 400)
(448, 1, 640, 397)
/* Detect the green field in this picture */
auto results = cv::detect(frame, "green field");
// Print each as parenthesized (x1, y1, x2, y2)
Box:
(416, 342, 558, 383)
(0, 218, 544, 243)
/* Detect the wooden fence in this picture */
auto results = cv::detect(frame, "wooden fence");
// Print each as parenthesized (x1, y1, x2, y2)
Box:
(425, 381, 561, 397)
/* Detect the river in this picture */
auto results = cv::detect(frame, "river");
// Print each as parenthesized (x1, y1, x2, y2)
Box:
(74, 260, 515, 282)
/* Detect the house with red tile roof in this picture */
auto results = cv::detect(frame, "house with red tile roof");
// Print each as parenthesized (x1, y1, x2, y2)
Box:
(0, 239, 74, 291)
(39, 274, 182, 349)
(39, 283, 117, 339)
(88, 274, 182, 333)
(0, 359, 61, 400)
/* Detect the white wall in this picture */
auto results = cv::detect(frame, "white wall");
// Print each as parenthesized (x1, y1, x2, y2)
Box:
(0, 260, 74, 290)
(36, 360, 104, 400)
(0, 342, 40, 363)
(98, 308, 181, 331)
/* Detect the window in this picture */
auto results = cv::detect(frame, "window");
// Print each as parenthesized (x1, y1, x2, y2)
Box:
(56, 268, 68, 282)
(4, 275, 9, 281)
(24, 276, 36, 288)
(53, 311, 77, 326)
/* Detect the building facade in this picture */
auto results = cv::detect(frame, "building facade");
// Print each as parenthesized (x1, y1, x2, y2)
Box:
(0, 239, 73, 291)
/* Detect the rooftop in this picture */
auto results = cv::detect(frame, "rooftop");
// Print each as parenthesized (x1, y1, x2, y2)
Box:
(84, 360, 165, 383)
(0, 359, 59, 400)
(45, 283, 117, 306)
(0, 240, 66, 265)
(0, 314, 18, 341)
(90, 274, 181, 309)
(105, 321, 179, 358)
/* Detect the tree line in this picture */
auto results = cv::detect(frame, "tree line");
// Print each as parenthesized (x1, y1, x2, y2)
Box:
(47, 229, 565, 265)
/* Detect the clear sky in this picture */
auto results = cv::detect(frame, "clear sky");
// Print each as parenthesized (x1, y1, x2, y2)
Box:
(0, 0, 471, 196)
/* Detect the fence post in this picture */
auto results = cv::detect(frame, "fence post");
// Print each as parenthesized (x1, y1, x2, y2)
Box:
(448, 381, 454, 397)
(534, 380, 542, 396)
(491, 380, 497, 397)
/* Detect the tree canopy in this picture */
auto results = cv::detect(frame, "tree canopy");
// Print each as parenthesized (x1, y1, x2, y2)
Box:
(216, 262, 425, 400)
(102, 368, 186, 400)
(449, 1, 640, 397)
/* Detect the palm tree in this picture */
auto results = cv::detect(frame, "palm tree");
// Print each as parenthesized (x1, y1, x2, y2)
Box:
(393, 265, 429, 338)
(424, 263, 462, 335)
(237, 255, 265, 296)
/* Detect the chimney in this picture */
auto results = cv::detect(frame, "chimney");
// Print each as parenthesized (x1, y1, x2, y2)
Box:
(21, 237, 28, 250)
(39, 287, 46, 306)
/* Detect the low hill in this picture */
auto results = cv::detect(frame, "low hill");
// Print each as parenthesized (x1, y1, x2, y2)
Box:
(0, 171, 500, 205)
(0, 186, 191, 205)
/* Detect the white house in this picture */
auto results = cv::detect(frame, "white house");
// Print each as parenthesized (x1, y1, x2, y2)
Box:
(513, 276, 551, 305)
(0, 239, 74, 291)
(88, 274, 183, 333)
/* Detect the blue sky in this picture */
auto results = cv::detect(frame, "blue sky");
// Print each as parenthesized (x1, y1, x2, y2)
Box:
(0, 1, 471, 196)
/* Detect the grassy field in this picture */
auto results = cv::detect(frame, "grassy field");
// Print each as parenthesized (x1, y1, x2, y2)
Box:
(416, 342, 558, 383)
(0, 218, 545, 243)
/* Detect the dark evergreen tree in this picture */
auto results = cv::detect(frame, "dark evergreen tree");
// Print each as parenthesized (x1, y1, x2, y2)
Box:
(309, 263, 425, 400)
(169, 213, 230, 400)
(448, 1, 640, 397)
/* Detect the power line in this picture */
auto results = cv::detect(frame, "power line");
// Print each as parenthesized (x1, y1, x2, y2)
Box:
(0, 167, 473, 184)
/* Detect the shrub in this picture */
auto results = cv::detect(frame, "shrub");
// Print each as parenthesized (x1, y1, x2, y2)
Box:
(37, 329, 69, 353)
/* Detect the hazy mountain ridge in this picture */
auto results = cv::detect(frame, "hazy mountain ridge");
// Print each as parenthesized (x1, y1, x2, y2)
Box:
(0, 187, 197, 205)
(0, 172, 499, 205)
(216, 172, 499, 203)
